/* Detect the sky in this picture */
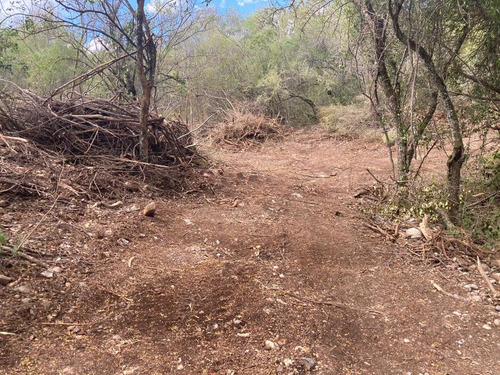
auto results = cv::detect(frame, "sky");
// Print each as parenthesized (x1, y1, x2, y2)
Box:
(0, 0, 270, 24)
(215, 0, 269, 17)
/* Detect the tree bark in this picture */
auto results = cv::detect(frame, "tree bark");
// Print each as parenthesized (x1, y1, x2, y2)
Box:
(136, 0, 152, 161)
(354, 0, 409, 183)
(388, 0, 465, 223)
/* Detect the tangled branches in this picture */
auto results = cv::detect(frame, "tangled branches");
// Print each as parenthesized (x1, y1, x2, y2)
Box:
(0, 88, 198, 201)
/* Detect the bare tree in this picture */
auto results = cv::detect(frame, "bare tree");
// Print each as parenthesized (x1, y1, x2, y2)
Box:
(388, 0, 469, 223)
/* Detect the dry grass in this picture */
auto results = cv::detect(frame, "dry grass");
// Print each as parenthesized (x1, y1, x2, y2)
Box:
(318, 99, 384, 142)
(209, 105, 286, 148)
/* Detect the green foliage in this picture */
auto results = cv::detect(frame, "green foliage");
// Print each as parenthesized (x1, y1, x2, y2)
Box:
(480, 149, 500, 190)
(0, 230, 8, 247)
(383, 183, 450, 222)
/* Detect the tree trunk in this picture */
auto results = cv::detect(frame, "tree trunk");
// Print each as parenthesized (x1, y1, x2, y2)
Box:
(355, 0, 409, 183)
(136, 0, 150, 161)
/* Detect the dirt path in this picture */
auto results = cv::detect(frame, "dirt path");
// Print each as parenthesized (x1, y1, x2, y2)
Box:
(2, 131, 500, 374)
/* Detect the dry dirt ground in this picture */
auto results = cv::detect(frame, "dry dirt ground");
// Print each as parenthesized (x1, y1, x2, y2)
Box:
(1, 130, 500, 375)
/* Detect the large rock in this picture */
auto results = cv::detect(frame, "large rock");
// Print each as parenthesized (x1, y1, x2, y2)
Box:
(405, 227, 423, 239)
(142, 202, 156, 217)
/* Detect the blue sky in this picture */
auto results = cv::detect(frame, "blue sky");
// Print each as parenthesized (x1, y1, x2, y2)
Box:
(215, 0, 269, 17)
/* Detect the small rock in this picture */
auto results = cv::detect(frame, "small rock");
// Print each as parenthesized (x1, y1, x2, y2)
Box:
(494, 319, 500, 327)
(483, 324, 492, 330)
(122, 368, 139, 375)
(41, 270, 54, 278)
(294, 345, 311, 354)
(61, 367, 76, 375)
(496, 305, 500, 312)
(104, 229, 113, 237)
(14, 285, 31, 293)
(176, 364, 184, 370)
(296, 357, 316, 371)
(143, 201, 156, 217)
(0, 274, 13, 286)
(21, 298, 31, 304)
(405, 228, 422, 239)
(118, 238, 130, 246)
(471, 295, 482, 302)
(47, 266, 61, 274)
(464, 284, 479, 291)
(291, 192, 303, 199)
(265, 340, 276, 350)
(283, 359, 294, 367)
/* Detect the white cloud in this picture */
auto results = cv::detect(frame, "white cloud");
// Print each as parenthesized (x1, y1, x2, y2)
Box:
(236, 0, 263, 6)
(86, 37, 108, 53)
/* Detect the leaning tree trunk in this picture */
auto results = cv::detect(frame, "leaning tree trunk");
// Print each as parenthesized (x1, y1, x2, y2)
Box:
(389, 0, 465, 223)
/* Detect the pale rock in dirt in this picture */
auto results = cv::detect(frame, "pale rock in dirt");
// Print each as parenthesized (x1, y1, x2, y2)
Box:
(283, 359, 294, 367)
(265, 340, 277, 350)
(495, 305, 500, 312)
(405, 228, 423, 239)
(143, 201, 156, 217)
(471, 295, 482, 302)
(464, 284, 479, 291)
(118, 238, 130, 246)
(491, 273, 500, 283)
(14, 285, 31, 293)
(483, 324, 492, 330)
(494, 319, 500, 327)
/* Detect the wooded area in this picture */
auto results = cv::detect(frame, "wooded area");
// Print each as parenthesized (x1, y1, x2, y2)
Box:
(0, 0, 499, 373)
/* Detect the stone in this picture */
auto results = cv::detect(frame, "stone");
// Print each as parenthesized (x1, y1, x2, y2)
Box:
(14, 285, 31, 293)
(0, 274, 13, 286)
(296, 357, 316, 371)
(494, 319, 500, 327)
(265, 340, 276, 350)
(483, 324, 492, 330)
(143, 201, 156, 217)
(118, 238, 130, 246)
(471, 295, 482, 302)
(464, 284, 479, 291)
(405, 228, 422, 239)
(41, 270, 55, 278)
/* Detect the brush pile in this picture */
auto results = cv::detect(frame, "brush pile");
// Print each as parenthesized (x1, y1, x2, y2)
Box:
(0, 90, 197, 201)
(210, 106, 286, 147)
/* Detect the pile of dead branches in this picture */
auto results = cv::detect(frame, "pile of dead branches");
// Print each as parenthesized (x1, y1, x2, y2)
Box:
(0, 89, 198, 201)
(0, 90, 192, 164)
(210, 106, 286, 147)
